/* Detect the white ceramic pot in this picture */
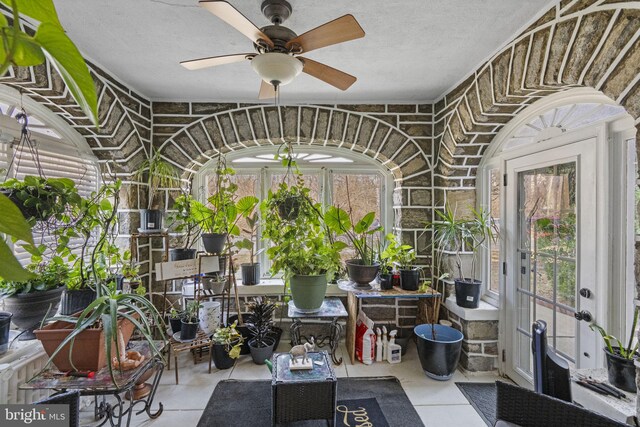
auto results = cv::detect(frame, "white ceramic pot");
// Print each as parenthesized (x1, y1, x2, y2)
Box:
(198, 301, 221, 335)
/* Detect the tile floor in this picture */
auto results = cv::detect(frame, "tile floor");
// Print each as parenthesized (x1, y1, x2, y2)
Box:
(80, 341, 502, 427)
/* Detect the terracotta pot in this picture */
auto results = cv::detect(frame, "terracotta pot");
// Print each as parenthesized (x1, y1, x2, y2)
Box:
(35, 315, 137, 372)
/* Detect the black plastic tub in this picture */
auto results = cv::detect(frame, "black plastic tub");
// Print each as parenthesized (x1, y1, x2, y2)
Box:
(415, 324, 463, 381)
(454, 279, 482, 309)
(60, 288, 96, 316)
(605, 347, 637, 392)
(170, 248, 197, 261)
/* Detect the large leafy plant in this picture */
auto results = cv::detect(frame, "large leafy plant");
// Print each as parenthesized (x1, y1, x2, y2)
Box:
(380, 233, 414, 273)
(262, 185, 345, 279)
(191, 164, 239, 235)
(167, 193, 201, 249)
(424, 205, 497, 280)
(0, 191, 36, 281)
(213, 321, 243, 359)
(325, 208, 382, 265)
(233, 196, 262, 263)
(0, 0, 98, 125)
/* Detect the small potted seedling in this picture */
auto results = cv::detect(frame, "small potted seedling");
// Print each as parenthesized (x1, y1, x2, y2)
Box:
(169, 308, 184, 334)
(396, 243, 419, 291)
(180, 301, 201, 341)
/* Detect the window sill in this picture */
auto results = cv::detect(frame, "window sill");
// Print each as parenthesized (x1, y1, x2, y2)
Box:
(445, 295, 499, 321)
(235, 279, 347, 297)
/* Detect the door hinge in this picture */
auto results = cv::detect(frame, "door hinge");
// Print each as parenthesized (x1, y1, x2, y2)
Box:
(503, 174, 507, 186)
(502, 349, 506, 363)
(502, 262, 506, 275)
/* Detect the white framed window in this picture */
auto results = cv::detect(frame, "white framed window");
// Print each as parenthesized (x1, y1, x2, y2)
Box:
(0, 87, 100, 264)
(195, 146, 394, 275)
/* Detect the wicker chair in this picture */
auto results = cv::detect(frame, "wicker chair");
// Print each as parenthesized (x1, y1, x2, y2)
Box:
(35, 390, 80, 427)
(495, 381, 627, 427)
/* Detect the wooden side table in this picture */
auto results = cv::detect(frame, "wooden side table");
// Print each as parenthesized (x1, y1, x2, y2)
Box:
(271, 351, 336, 426)
(167, 329, 213, 384)
(288, 298, 347, 365)
(345, 287, 441, 364)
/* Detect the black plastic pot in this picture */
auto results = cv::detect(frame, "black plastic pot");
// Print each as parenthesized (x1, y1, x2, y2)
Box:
(60, 288, 96, 316)
(3, 286, 64, 340)
(241, 263, 260, 286)
(379, 273, 393, 290)
(202, 233, 227, 254)
(170, 248, 197, 261)
(218, 255, 228, 276)
(249, 337, 275, 365)
(346, 260, 380, 286)
(180, 320, 198, 341)
(212, 342, 238, 369)
(415, 324, 463, 381)
(454, 279, 482, 309)
(227, 314, 255, 355)
(169, 318, 182, 334)
(0, 311, 12, 355)
(400, 269, 420, 291)
(277, 195, 301, 221)
(268, 326, 283, 351)
(140, 209, 163, 231)
(605, 347, 637, 392)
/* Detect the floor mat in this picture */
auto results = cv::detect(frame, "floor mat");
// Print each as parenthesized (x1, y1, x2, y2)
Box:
(455, 382, 497, 426)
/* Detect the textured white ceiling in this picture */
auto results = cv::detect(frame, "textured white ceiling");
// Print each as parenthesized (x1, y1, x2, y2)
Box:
(52, 0, 554, 103)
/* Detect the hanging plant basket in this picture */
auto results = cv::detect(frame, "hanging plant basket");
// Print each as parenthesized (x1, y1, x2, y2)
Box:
(276, 195, 302, 220)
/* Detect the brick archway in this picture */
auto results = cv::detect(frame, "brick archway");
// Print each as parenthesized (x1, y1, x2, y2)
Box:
(434, 2, 640, 188)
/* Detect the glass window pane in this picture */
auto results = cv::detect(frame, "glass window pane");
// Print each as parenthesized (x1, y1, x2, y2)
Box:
(489, 168, 501, 294)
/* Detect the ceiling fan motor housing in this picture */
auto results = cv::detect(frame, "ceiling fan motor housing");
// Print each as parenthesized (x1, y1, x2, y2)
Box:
(261, 0, 292, 25)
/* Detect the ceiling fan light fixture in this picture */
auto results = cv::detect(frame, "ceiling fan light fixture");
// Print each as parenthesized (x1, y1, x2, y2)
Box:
(251, 52, 303, 86)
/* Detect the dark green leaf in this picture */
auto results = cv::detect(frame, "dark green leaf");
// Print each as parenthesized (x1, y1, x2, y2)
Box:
(34, 23, 98, 126)
(0, 239, 32, 281)
(0, 192, 34, 243)
(0, 0, 63, 27)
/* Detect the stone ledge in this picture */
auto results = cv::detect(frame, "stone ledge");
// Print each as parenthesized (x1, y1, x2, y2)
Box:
(445, 295, 499, 321)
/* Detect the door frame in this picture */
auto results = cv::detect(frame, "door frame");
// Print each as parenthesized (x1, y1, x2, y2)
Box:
(503, 133, 601, 386)
(498, 124, 612, 385)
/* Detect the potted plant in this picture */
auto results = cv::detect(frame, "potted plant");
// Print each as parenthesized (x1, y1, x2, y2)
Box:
(262, 189, 346, 312)
(590, 307, 639, 392)
(415, 322, 464, 381)
(34, 180, 166, 382)
(0, 260, 68, 340)
(134, 148, 181, 232)
(425, 205, 497, 309)
(396, 243, 420, 291)
(235, 199, 263, 285)
(201, 272, 228, 294)
(379, 233, 408, 290)
(168, 307, 183, 334)
(180, 300, 200, 341)
(0, 176, 82, 224)
(167, 193, 200, 261)
(325, 207, 382, 287)
(212, 321, 244, 369)
(121, 261, 142, 292)
(246, 297, 276, 364)
(192, 161, 238, 254)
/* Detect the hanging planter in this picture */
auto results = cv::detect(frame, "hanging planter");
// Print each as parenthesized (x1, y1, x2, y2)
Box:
(276, 194, 302, 220)
(0, 177, 81, 223)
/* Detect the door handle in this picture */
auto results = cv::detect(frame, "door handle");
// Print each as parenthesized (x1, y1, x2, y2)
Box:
(574, 310, 592, 322)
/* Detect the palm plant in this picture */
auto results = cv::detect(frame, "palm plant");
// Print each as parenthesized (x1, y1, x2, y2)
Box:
(135, 149, 181, 210)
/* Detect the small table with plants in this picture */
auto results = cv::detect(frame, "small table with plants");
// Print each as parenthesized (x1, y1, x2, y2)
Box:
(288, 297, 348, 365)
(21, 340, 165, 427)
(167, 329, 213, 384)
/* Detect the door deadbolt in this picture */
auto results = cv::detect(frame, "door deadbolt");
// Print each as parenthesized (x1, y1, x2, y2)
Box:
(579, 288, 592, 299)
(574, 310, 592, 322)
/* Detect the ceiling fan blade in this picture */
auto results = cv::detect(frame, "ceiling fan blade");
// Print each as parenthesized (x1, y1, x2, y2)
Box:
(258, 81, 276, 100)
(199, 1, 274, 48)
(286, 14, 364, 54)
(300, 57, 357, 91)
(180, 53, 253, 70)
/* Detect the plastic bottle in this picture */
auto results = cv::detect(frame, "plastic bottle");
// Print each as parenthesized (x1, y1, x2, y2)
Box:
(387, 330, 401, 364)
(382, 326, 388, 360)
(375, 328, 383, 362)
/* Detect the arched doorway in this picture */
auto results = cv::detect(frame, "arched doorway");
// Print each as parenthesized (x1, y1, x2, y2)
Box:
(478, 88, 637, 386)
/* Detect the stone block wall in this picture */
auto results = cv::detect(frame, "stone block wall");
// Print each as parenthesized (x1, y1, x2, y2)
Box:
(440, 304, 499, 372)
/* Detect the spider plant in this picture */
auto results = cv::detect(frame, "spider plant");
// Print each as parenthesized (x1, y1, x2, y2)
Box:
(590, 306, 639, 360)
(135, 149, 181, 210)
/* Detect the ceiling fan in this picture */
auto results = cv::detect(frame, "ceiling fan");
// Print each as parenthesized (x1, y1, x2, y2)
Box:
(181, 0, 365, 99)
